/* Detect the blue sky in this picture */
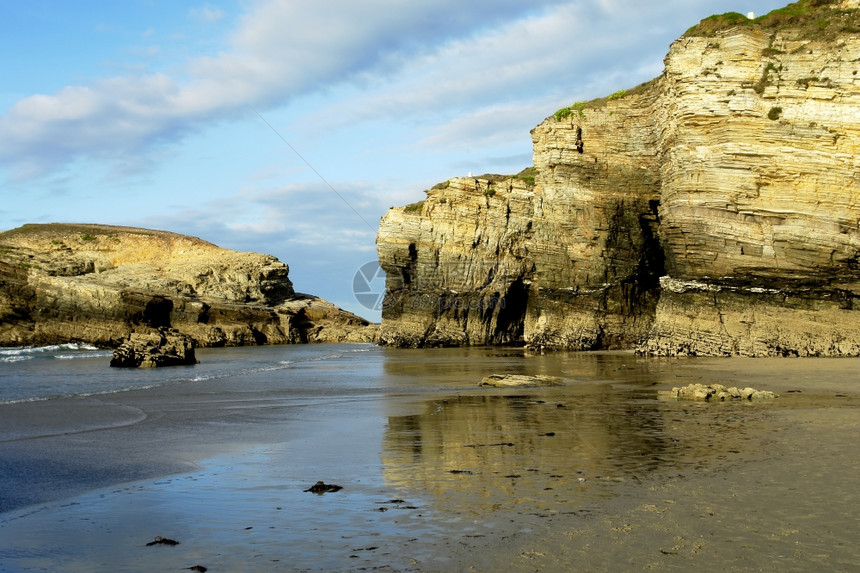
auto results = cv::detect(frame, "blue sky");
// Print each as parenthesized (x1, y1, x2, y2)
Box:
(1, 0, 788, 321)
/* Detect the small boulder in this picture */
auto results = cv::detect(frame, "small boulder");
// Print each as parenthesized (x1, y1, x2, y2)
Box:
(111, 328, 197, 368)
(665, 383, 777, 402)
(304, 481, 343, 494)
(480, 374, 563, 388)
(145, 536, 180, 546)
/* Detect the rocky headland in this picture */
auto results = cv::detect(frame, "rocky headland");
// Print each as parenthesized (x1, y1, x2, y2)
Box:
(0, 223, 376, 348)
(377, 0, 860, 356)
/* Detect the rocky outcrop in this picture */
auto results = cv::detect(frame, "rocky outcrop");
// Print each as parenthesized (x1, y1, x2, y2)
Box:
(641, 0, 860, 356)
(110, 328, 197, 368)
(377, 175, 536, 347)
(664, 383, 777, 401)
(0, 223, 376, 348)
(479, 374, 563, 388)
(377, 0, 860, 355)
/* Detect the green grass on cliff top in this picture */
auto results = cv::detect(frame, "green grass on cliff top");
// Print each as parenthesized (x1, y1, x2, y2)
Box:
(684, 0, 860, 38)
(1, 223, 154, 240)
(0, 223, 217, 249)
(553, 78, 658, 121)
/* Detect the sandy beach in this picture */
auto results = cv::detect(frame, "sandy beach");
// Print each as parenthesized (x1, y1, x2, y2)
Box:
(1, 347, 858, 572)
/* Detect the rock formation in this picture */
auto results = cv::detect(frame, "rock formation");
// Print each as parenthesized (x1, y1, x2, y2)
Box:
(110, 328, 197, 368)
(479, 374, 563, 388)
(663, 384, 777, 402)
(377, 0, 860, 356)
(0, 223, 376, 348)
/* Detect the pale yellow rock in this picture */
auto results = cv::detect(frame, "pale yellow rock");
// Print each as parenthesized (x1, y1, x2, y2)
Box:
(378, 3, 860, 356)
(668, 383, 777, 401)
(377, 177, 535, 347)
(479, 374, 563, 388)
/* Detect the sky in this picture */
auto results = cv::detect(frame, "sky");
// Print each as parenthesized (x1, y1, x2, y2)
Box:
(0, 0, 790, 321)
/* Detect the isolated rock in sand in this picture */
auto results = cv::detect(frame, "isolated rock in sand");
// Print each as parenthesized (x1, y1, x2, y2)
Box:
(145, 536, 180, 546)
(111, 328, 197, 368)
(480, 374, 562, 388)
(303, 481, 343, 494)
(666, 383, 777, 402)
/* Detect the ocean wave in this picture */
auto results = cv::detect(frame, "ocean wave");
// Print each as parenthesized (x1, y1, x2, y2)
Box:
(0, 343, 101, 357)
(0, 355, 34, 363)
(54, 351, 113, 361)
(0, 395, 51, 405)
(1, 383, 165, 405)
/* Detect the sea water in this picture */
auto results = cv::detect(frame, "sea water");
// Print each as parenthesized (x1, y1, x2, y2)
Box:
(0, 343, 386, 405)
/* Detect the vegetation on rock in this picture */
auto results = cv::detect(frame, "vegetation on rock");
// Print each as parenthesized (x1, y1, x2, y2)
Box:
(552, 78, 659, 122)
(685, 0, 859, 40)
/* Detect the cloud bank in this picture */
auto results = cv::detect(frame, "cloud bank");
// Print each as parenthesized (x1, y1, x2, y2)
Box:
(0, 1, 574, 179)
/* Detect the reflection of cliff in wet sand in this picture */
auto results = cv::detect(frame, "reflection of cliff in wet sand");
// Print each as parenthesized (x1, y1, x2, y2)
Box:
(380, 358, 773, 516)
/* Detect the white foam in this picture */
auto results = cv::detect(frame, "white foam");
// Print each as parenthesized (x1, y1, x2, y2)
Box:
(0, 343, 102, 357)
(0, 355, 34, 363)
(54, 352, 113, 361)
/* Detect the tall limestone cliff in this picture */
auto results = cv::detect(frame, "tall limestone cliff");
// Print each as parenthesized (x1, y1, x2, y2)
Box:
(377, 0, 860, 356)
(0, 224, 376, 347)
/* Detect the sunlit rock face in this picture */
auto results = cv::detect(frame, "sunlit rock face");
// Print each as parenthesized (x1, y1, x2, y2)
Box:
(0, 224, 375, 347)
(526, 86, 665, 350)
(377, 177, 536, 348)
(643, 17, 860, 356)
(378, 2, 860, 356)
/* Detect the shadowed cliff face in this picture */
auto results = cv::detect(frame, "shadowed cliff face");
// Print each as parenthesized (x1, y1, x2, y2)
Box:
(377, 0, 860, 356)
(0, 224, 376, 347)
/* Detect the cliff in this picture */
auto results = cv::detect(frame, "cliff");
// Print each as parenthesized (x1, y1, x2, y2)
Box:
(0, 223, 376, 347)
(377, 0, 860, 356)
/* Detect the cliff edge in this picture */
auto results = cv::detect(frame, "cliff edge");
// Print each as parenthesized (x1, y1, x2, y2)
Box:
(0, 223, 376, 347)
(377, 0, 860, 356)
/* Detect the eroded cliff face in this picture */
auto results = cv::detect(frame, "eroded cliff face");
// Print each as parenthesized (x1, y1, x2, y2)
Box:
(526, 84, 665, 350)
(378, 0, 860, 355)
(0, 224, 376, 347)
(377, 177, 535, 347)
(647, 1, 860, 356)
(379, 84, 666, 349)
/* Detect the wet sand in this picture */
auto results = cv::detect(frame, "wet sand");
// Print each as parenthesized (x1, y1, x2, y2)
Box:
(0, 349, 858, 572)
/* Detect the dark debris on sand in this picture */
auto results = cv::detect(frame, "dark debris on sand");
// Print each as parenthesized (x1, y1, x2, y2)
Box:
(145, 536, 179, 546)
(304, 480, 344, 494)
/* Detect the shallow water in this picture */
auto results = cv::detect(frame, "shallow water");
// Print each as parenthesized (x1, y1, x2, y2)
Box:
(0, 345, 858, 571)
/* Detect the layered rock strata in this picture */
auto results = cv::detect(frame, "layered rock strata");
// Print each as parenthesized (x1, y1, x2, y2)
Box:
(664, 383, 777, 402)
(377, 176, 536, 347)
(0, 224, 375, 347)
(110, 328, 197, 368)
(378, 0, 860, 355)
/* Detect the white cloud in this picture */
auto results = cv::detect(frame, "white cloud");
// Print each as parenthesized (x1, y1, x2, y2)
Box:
(189, 5, 226, 23)
(0, 0, 569, 179)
